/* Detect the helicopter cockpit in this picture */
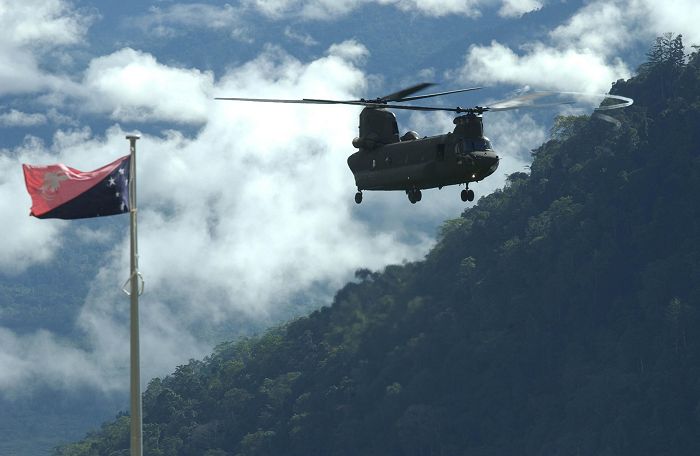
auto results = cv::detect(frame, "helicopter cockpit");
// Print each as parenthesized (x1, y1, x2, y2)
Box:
(455, 137, 493, 158)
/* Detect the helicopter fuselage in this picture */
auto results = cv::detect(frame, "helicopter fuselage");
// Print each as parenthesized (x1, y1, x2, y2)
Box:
(347, 133, 499, 192)
(346, 108, 500, 203)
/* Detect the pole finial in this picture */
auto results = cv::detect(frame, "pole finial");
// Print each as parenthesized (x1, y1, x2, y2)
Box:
(126, 134, 141, 141)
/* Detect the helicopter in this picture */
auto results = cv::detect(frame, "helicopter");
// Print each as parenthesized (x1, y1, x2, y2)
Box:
(216, 83, 632, 204)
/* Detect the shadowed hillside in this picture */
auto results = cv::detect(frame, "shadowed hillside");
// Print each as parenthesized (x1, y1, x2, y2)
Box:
(56, 37, 700, 456)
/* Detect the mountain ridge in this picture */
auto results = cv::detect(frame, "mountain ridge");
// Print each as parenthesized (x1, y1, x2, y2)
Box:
(56, 39, 700, 456)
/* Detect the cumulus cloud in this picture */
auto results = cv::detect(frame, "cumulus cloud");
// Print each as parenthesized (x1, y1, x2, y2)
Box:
(0, 0, 90, 48)
(458, 0, 700, 94)
(631, 0, 700, 50)
(460, 41, 630, 93)
(498, 0, 543, 18)
(0, 0, 94, 95)
(82, 48, 215, 123)
(457, 1, 633, 93)
(0, 139, 65, 273)
(0, 109, 47, 127)
(240, 0, 541, 19)
(284, 26, 319, 47)
(135, 3, 252, 41)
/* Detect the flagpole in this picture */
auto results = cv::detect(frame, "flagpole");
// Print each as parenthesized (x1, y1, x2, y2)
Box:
(126, 134, 143, 456)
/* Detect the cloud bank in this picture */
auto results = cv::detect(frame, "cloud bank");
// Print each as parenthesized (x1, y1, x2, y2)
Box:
(0, 41, 423, 393)
(457, 0, 700, 93)
(140, 0, 544, 23)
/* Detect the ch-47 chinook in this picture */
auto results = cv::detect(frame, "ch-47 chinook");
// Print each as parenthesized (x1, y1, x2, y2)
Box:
(216, 83, 632, 204)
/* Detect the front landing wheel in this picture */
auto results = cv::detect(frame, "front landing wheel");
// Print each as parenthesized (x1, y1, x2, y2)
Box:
(461, 189, 475, 202)
(355, 191, 363, 204)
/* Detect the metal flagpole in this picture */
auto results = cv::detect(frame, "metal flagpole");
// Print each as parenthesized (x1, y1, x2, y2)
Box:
(126, 134, 143, 456)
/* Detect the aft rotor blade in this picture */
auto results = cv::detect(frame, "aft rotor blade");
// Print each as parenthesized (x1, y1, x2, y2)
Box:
(485, 91, 633, 112)
(486, 92, 575, 111)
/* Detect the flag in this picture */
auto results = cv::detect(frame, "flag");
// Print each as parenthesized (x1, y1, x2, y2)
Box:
(23, 155, 131, 219)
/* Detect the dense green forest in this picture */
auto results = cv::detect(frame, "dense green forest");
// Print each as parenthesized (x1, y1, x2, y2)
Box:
(57, 36, 700, 456)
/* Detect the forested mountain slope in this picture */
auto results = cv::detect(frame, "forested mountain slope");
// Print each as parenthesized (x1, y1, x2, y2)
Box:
(57, 40, 700, 456)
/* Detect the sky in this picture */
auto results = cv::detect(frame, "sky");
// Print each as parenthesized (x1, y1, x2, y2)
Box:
(0, 0, 697, 406)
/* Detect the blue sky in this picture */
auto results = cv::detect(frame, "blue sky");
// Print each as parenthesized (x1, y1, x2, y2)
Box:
(0, 0, 697, 402)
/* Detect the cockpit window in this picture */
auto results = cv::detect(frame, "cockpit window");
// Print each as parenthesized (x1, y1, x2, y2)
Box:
(474, 137, 492, 150)
(455, 137, 492, 157)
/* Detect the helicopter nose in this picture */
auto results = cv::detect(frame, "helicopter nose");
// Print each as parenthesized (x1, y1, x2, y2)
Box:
(475, 151, 499, 176)
(487, 153, 500, 175)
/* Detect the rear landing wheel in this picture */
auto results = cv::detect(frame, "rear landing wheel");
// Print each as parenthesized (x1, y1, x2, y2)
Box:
(355, 191, 363, 204)
(407, 188, 421, 204)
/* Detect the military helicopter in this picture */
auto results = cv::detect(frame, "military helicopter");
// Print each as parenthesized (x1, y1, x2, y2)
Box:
(216, 83, 632, 204)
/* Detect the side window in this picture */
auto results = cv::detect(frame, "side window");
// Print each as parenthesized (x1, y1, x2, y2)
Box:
(436, 143, 445, 161)
(455, 141, 466, 157)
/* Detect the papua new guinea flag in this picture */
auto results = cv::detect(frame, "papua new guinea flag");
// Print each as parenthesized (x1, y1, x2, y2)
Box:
(23, 155, 131, 219)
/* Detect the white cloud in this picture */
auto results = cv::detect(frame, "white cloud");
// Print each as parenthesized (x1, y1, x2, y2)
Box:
(0, 0, 91, 48)
(498, 0, 543, 18)
(550, 0, 700, 58)
(241, 0, 541, 19)
(0, 328, 108, 391)
(460, 41, 630, 93)
(379, 0, 487, 17)
(136, 3, 252, 41)
(0, 139, 65, 274)
(457, 0, 700, 94)
(0, 0, 94, 95)
(284, 26, 319, 47)
(82, 48, 215, 123)
(243, 0, 361, 19)
(549, 1, 633, 56)
(634, 0, 700, 50)
(0, 109, 47, 127)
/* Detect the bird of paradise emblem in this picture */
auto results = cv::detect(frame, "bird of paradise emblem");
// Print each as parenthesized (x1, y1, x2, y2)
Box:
(39, 171, 69, 200)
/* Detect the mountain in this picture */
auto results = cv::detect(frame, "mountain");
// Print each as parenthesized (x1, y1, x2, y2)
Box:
(55, 39, 700, 456)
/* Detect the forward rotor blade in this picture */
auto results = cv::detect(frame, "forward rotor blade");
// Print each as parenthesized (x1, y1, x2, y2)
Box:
(379, 82, 436, 102)
(395, 87, 483, 102)
(214, 97, 342, 104)
(215, 85, 482, 107)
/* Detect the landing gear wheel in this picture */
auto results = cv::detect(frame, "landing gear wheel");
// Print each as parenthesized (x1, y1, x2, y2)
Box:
(461, 188, 475, 202)
(354, 191, 363, 204)
(407, 188, 421, 204)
